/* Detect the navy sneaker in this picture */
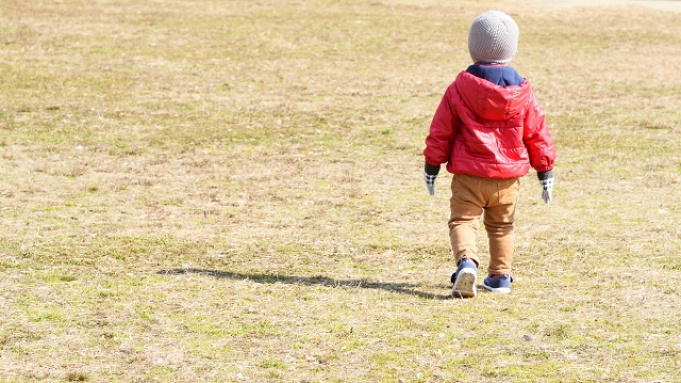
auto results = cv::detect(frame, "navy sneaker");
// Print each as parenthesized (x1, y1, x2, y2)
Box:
(482, 274, 513, 294)
(450, 256, 478, 298)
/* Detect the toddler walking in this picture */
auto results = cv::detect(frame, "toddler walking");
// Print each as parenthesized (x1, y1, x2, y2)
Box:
(423, 11, 556, 298)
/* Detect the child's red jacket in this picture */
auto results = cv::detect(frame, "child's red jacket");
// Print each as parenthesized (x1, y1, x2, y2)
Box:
(424, 70, 555, 179)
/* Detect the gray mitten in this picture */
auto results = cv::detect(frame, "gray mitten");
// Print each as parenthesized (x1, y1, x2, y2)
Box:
(538, 170, 554, 204)
(424, 163, 440, 196)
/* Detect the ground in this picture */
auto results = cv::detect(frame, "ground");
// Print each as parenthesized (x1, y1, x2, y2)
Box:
(1, 0, 680, 382)
(544, 0, 681, 11)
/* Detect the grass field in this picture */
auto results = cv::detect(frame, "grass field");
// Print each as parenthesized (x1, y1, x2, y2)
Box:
(1, 0, 681, 382)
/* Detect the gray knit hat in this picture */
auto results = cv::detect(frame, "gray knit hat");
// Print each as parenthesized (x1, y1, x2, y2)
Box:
(468, 11, 519, 64)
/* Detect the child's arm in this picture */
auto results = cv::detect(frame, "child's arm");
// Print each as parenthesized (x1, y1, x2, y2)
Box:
(423, 87, 460, 195)
(523, 89, 556, 204)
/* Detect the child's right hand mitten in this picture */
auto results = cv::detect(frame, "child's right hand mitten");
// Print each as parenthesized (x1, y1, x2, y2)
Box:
(537, 170, 554, 204)
(424, 162, 440, 196)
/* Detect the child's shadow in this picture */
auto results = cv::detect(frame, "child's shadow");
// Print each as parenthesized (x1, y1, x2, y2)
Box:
(158, 268, 452, 300)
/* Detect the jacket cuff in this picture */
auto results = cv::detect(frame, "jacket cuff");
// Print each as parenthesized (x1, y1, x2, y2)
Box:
(537, 170, 554, 181)
(424, 162, 441, 176)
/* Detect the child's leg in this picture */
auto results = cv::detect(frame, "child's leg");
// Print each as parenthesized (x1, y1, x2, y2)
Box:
(448, 175, 484, 266)
(482, 178, 519, 275)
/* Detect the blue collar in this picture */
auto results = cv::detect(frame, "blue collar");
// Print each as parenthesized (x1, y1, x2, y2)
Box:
(466, 64, 524, 87)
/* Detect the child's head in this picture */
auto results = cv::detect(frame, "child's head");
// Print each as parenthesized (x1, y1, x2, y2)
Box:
(468, 11, 519, 64)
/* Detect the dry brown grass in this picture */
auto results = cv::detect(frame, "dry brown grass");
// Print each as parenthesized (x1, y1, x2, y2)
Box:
(1, 0, 681, 382)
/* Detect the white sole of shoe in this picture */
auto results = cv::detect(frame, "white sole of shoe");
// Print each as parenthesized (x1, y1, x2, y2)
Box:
(482, 283, 511, 294)
(452, 269, 477, 298)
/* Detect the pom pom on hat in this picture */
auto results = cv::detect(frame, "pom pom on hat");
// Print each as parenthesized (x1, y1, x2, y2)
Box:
(468, 11, 519, 64)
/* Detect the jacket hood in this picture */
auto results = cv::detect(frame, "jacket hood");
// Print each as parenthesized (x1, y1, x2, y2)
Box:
(454, 71, 531, 122)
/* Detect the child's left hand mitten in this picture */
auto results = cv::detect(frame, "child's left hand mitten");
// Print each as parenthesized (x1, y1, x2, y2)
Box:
(538, 170, 554, 204)
(424, 162, 440, 196)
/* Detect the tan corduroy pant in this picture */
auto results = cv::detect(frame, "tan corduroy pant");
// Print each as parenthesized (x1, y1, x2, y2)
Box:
(448, 174, 520, 275)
